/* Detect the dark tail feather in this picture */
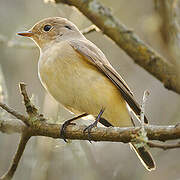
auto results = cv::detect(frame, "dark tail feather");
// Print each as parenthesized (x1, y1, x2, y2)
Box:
(99, 118, 155, 171)
(130, 143, 156, 171)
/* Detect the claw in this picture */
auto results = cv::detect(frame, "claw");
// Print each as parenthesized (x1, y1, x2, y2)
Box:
(83, 121, 98, 143)
(83, 108, 105, 143)
(60, 120, 76, 142)
(60, 113, 88, 142)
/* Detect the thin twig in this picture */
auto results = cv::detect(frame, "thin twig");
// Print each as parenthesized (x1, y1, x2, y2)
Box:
(80, 25, 100, 35)
(19, 83, 38, 117)
(0, 118, 26, 134)
(140, 90, 150, 130)
(148, 141, 180, 150)
(0, 132, 31, 180)
(134, 90, 150, 147)
(0, 102, 27, 123)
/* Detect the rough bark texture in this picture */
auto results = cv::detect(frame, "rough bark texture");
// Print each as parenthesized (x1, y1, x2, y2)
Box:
(1, 117, 180, 143)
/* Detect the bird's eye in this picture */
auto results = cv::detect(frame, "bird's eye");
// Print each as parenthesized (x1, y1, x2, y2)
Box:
(64, 25, 72, 30)
(43, 25, 52, 32)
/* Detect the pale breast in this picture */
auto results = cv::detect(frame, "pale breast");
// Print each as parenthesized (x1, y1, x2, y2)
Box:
(38, 41, 132, 127)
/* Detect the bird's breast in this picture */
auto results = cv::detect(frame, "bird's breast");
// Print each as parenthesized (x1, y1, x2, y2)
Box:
(38, 41, 132, 126)
(39, 42, 103, 110)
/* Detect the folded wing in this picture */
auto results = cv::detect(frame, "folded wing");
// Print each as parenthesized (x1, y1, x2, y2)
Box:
(69, 39, 148, 124)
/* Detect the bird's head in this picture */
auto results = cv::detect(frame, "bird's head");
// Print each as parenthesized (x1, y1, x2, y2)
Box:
(17, 17, 82, 49)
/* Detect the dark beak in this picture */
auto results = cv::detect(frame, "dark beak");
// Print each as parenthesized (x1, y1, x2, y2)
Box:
(17, 31, 34, 37)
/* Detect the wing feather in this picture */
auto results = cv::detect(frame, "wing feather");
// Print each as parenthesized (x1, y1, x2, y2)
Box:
(69, 39, 148, 123)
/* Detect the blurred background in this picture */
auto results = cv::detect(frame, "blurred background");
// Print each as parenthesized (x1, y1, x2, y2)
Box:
(0, 0, 180, 180)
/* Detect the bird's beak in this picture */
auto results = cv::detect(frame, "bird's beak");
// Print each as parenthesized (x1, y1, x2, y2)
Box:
(17, 31, 34, 37)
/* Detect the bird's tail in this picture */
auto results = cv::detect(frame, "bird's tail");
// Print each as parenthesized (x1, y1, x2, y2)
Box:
(130, 143, 156, 171)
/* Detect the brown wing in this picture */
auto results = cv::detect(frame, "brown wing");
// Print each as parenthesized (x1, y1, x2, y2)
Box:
(69, 39, 148, 124)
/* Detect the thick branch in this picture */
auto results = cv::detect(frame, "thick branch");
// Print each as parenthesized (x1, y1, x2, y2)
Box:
(0, 115, 180, 143)
(51, 0, 180, 94)
(28, 123, 180, 143)
(0, 83, 180, 143)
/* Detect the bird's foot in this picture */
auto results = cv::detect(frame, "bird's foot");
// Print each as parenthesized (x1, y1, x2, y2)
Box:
(83, 108, 105, 143)
(83, 121, 98, 143)
(60, 120, 76, 142)
(60, 113, 88, 142)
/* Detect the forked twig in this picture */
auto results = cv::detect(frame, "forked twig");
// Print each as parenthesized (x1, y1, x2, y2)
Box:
(0, 83, 41, 180)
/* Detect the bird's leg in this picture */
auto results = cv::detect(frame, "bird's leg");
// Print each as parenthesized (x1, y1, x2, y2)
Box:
(83, 108, 105, 142)
(60, 113, 88, 142)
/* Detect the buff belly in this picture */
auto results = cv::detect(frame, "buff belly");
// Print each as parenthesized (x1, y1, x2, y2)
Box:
(38, 42, 132, 127)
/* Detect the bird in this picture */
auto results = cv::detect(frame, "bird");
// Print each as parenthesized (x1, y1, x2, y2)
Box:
(17, 17, 155, 171)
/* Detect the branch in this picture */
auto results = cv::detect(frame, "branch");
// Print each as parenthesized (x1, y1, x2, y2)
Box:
(48, 0, 180, 94)
(155, 0, 180, 68)
(19, 83, 39, 117)
(0, 83, 180, 179)
(0, 112, 180, 143)
(0, 83, 179, 143)
(155, 0, 180, 45)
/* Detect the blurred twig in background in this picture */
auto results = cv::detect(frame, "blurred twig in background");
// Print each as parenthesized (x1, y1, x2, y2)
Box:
(155, 0, 180, 55)
(148, 141, 180, 150)
(0, 34, 35, 49)
(155, 0, 180, 77)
